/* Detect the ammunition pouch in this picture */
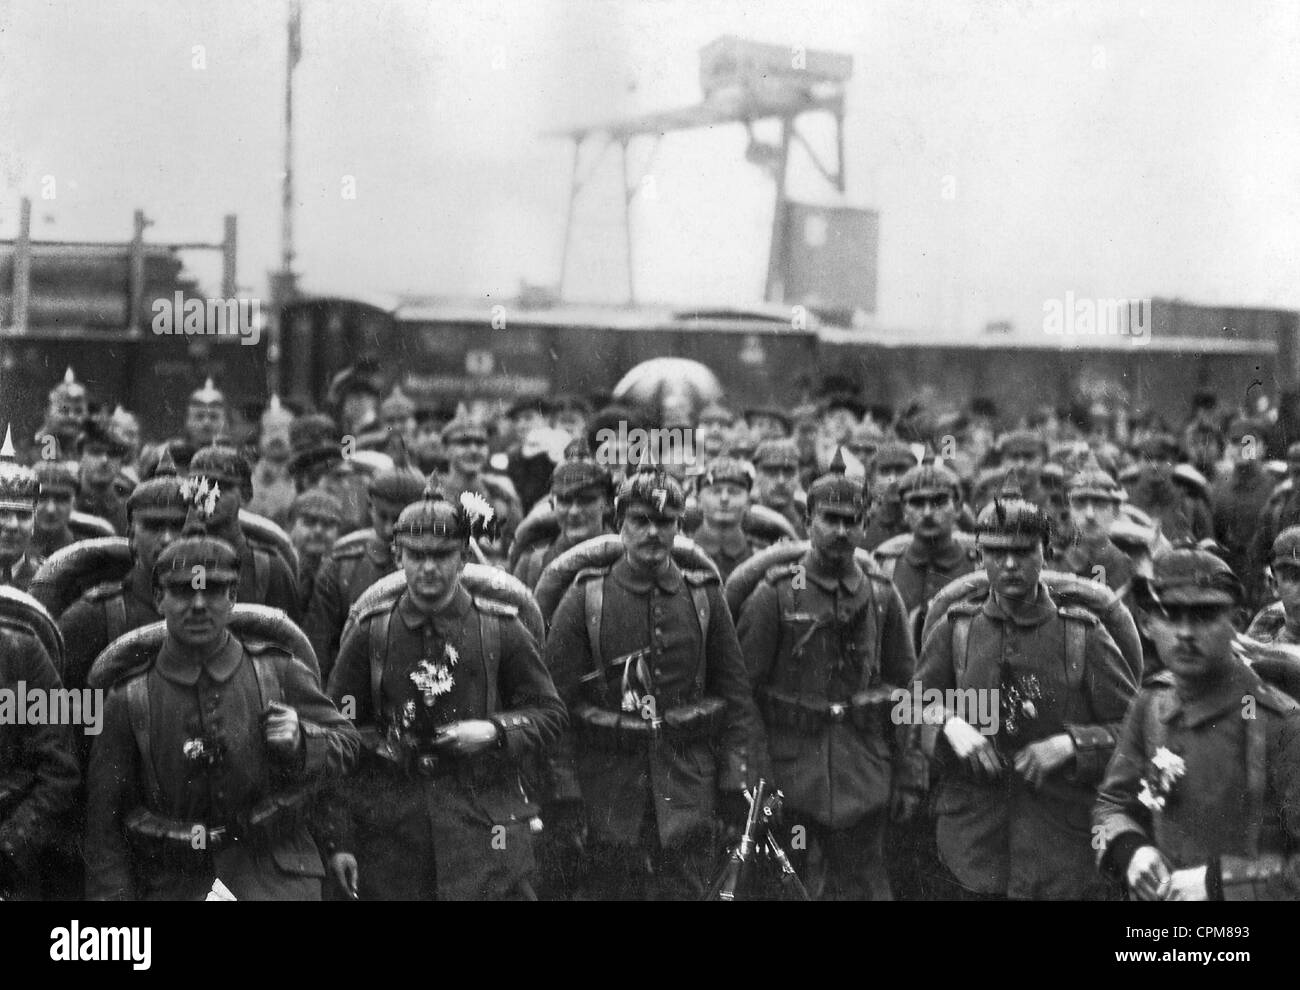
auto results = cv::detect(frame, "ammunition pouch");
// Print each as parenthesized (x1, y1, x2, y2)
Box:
(758, 686, 895, 736)
(124, 786, 312, 867)
(572, 696, 726, 753)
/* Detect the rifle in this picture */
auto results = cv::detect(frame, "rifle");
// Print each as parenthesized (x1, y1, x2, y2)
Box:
(703, 779, 809, 902)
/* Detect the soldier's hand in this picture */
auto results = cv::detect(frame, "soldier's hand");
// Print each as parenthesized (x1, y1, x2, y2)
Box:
(432, 719, 499, 757)
(329, 852, 359, 900)
(1126, 845, 1172, 901)
(264, 701, 302, 760)
(942, 717, 1002, 780)
(1012, 733, 1075, 789)
(1164, 865, 1209, 901)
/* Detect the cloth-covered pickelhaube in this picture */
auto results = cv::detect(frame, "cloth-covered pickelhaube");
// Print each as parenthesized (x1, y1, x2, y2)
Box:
(33, 460, 79, 498)
(898, 461, 961, 502)
(367, 462, 428, 506)
(1067, 454, 1126, 503)
(806, 447, 867, 517)
(974, 474, 1053, 549)
(0, 426, 39, 512)
(127, 447, 187, 523)
(698, 455, 754, 492)
(613, 458, 686, 524)
(190, 444, 252, 501)
(392, 484, 498, 549)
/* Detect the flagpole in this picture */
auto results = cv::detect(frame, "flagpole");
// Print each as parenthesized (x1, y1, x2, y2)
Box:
(271, 0, 302, 397)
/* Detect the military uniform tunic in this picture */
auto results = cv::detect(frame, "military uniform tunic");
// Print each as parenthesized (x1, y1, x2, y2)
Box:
(324, 585, 566, 900)
(1093, 663, 1300, 898)
(85, 633, 359, 900)
(59, 566, 160, 691)
(305, 530, 395, 684)
(917, 583, 1138, 898)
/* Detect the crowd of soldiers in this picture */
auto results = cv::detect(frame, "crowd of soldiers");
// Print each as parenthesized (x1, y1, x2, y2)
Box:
(1, 365, 1299, 901)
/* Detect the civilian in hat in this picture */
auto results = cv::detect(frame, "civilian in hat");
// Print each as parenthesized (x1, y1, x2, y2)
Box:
(304, 464, 426, 684)
(1183, 390, 1226, 479)
(184, 453, 302, 623)
(84, 529, 359, 901)
(553, 395, 592, 445)
(76, 418, 131, 535)
(502, 397, 559, 515)
(288, 414, 368, 535)
(0, 426, 44, 592)
(286, 489, 344, 614)
(1095, 545, 1300, 901)
(33, 367, 89, 461)
(248, 396, 297, 526)
(738, 449, 919, 900)
(1055, 458, 1134, 594)
(862, 441, 917, 551)
(543, 462, 762, 900)
(329, 365, 382, 439)
(752, 438, 806, 539)
(512, 440, 613, 591)
(379, 386, 417, 448)
(58, 449, 189, 694)
(691, 456, 759, 583)
(183, 377, 230, 449)
(320, 488, 565, 900)
(1210, 419, 1273, 610)
(916, 488, 1136, 899)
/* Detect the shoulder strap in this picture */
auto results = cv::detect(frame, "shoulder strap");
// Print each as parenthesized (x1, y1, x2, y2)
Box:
(250, 650, 283, 708)
(1245, 705, 1266, 858)
(125, 675, 161, 807)
(1063, 612, 1087, 692)
(478, 605, 502, 712)
(368, 608, 393, 723)
(951, 612, 974, 681)
(584, 574, 604, 671)
(253, 547, 270, 599)
(103, 592, 128, 644)
(689, 581, 710, 694)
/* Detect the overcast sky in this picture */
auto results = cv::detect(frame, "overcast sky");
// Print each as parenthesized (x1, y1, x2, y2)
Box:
(2, 0, 1297, 336)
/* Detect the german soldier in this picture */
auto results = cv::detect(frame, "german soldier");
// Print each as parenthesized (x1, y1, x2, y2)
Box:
(1094, 546, 1300, 900)
(511, 440, 613, 592)
(1125, 434, 1213, 543)
(32, 367, 89, 462)
(183, 377, 230, 449)
(32, 461, 113, 557)
(692, 456, 760, 583)
(543, 463, 762, 900)
(874, 461, 980, 635)
(304, 464, 426, 684)
(737, 451, 921, 899)
(83, 529, 359, 900)
(1055, 458, 1134, 594)
(916, 488, 1138, 899)
(75, 418, 130, 536)
(0, 595, 80, 900)
(0, 426, 44, 593)
(187, 445, 302, 623)
(58, 450, 189, 692)
(286, 488, 344, 614)
(321, 489, 565, 900)
(752, 438, 806, 539)
(861, 441, 918, 551)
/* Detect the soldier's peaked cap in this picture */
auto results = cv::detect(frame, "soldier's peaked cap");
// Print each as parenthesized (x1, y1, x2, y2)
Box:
(874, 441, 919, 472)
(807, 448, 866, 516)
(551, 438, 613, 499)
(699, 456, 754, 492)
(1146, 544, 1242, 607)
(154, 535, 240, 587)
(290, 488, 344, 523)
(751, 438, 800, 469)
(1272, 526, 1300, 568)
(0, 426, 39, 511)
(33, 460, 79, 495)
